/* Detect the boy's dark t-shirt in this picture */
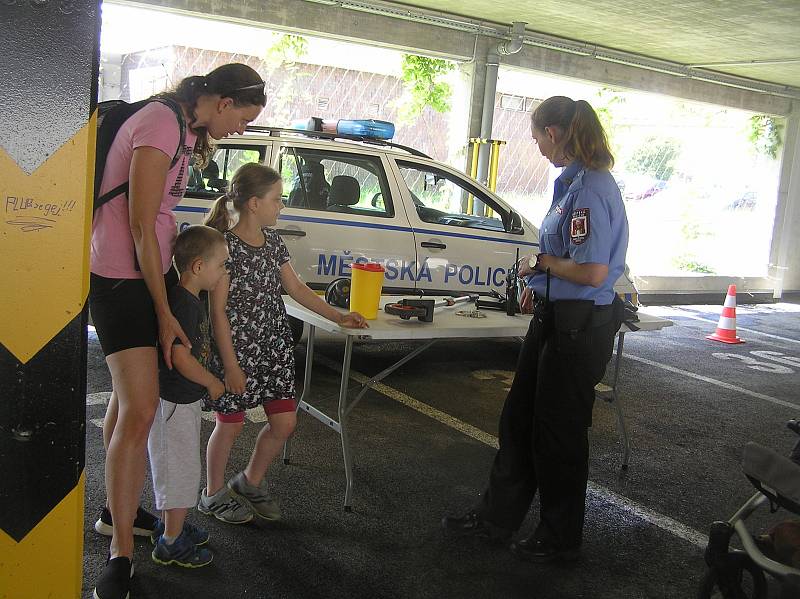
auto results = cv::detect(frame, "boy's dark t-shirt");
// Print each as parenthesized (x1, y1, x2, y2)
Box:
(158, 285, 211, 404)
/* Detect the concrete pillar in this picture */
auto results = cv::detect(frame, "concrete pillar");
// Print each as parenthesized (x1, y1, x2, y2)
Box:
(770, 108, 800, 297)
(0, 1, 98, 596)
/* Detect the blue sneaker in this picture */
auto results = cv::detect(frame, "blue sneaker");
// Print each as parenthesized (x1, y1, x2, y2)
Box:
(150, 519, 210, 546)
(151, 532, 213, 568)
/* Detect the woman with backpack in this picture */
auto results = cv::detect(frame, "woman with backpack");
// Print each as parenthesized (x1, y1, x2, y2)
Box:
(89, 63, 266, 599)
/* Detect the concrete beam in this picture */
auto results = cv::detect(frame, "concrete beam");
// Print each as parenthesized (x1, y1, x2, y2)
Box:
(124, 0, 794, 116)
(121, 0, 476, 60)
(500, 44, 794, 117)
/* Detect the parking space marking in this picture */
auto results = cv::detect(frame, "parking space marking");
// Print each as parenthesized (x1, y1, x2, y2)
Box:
(669, 307, 800, 345)
(314, 353, 708, 550)
(86, 392, 110, 406)
(626, 354, 798, 409)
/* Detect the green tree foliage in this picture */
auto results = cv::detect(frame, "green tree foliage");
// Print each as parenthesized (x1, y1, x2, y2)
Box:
(264, 34, 308, 67)
(748, 115, 784, 159)
(625, 137, 681, 181)
(263, 34, 309, 126)
(396, 54, 455, 122)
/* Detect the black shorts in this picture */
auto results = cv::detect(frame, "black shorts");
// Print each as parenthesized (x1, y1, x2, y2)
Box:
(89, 270, 178, 356)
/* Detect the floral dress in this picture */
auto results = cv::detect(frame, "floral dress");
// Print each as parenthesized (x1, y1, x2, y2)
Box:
(206, 228, 295, 414)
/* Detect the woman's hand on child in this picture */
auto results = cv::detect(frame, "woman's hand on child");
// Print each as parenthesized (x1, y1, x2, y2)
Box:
(338, 312, 369, 329)
(158, 312, 192, 370)
(207, 378, 226, 401)
(224, 365, 247, 394)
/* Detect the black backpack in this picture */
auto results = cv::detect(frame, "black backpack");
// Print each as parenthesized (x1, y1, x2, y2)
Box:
(93, 97, 186, 212)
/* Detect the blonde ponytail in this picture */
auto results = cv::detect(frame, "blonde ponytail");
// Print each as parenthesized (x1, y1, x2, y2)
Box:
(204, 195, 232, 232)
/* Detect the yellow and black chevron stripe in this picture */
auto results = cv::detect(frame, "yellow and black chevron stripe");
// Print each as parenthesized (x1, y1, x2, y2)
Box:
(0, 1, 99, 597)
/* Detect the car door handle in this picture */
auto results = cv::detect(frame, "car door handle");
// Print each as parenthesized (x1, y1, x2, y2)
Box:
(421, 241, 446, 249)
(276, 228, 306, 237)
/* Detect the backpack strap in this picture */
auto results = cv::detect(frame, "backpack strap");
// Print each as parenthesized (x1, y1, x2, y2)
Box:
(94, 97, 187, 210)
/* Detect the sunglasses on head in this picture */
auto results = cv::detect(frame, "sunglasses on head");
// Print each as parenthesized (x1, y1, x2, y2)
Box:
(227, 81, 266, 94)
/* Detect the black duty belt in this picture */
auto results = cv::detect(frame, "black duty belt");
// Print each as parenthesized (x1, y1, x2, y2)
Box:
(533, 299, 614, 328)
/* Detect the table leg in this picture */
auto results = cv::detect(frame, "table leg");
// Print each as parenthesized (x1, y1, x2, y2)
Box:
(609, 332, 630, 470)
(283, 324, 316, 464)
(338, 336, 354, 511)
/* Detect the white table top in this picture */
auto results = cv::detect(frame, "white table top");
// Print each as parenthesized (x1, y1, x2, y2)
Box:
(284, 296, 672, 341)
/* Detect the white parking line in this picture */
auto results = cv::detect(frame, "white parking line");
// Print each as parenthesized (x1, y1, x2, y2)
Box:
(86, 392, 111, 406)
(625, 354, 799, 410)
(669, 307, 800, 345)
(313, 353, 708, 550)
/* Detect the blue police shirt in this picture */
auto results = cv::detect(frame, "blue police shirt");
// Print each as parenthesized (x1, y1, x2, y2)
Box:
(528, 161, 628, 305)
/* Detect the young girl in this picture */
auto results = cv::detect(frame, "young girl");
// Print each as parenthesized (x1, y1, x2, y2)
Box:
(201, 163, 367, 522)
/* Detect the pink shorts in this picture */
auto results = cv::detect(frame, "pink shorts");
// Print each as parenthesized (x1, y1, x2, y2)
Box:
(215, 399, 296, 423)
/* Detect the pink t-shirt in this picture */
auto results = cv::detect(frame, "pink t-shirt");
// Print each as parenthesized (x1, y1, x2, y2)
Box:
(91, 102, 198, 279)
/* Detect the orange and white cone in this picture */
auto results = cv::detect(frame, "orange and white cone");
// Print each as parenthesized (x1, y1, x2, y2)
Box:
(706, 284, 744, 344)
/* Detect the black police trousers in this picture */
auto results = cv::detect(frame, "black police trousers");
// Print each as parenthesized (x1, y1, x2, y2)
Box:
(477, 301, 617, 549)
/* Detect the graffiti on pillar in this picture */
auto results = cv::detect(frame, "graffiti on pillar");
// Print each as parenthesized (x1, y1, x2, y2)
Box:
(5, 197, 79, 232)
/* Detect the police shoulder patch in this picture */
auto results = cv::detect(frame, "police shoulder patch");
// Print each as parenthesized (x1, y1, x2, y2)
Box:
(570, 208, 589, 245)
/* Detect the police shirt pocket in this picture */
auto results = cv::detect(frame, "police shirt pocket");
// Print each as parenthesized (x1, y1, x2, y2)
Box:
(553, 300, 594, 354)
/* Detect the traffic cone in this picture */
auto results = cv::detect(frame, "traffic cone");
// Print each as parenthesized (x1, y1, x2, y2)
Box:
(706, 284, 744, 344)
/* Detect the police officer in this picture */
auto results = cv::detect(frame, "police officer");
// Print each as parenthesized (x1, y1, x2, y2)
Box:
(443, 95, 629, 563)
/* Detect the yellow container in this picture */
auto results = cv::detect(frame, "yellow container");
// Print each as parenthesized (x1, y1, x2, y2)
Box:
(349, 262, 385, 319)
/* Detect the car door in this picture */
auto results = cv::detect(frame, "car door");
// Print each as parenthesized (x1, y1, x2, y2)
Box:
(272, 143, 418, 293)
(389, 158, 539, 295)
(177, 142, 271, 230)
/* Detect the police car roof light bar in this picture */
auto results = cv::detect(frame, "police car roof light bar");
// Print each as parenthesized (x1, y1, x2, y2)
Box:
(245, 126, 431, 159)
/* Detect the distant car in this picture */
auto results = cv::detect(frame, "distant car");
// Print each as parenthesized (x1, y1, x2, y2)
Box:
(727, 191, 757, 211)
(632, 180, 667, 201)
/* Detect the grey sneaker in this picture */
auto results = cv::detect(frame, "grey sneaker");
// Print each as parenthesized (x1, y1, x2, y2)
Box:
(228, 472, 282, 521)
(197, 486, 253, 524)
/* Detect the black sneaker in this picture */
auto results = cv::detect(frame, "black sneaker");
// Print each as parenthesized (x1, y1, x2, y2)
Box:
(93, 556, 131, 599)
(441, 511, 511, 544)
(509, 537, 580, 563)
(94, 506, 159, 537)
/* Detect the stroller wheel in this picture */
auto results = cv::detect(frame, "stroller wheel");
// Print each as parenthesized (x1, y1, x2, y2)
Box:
(697, 553, 768, 599)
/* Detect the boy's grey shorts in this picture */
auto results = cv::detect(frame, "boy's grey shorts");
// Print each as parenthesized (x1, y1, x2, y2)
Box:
(148, 399, 202, 511)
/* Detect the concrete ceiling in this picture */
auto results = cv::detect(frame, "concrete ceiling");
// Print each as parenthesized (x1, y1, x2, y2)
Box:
(393, 0, 800, 89)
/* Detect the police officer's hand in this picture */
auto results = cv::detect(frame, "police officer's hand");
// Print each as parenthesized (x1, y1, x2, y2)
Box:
(224, 364, 247, 395)
(207, 378, 226, 401)
(520, 287, 534, 314)
(339, 311, 369, 329)
(518, 256, 535, 278)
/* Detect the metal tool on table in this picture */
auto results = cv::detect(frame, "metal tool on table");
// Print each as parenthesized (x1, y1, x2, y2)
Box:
(384, 294, 479, 322)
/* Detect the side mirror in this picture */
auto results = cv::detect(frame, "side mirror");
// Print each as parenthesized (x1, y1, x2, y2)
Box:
(505, 210, 524, 234)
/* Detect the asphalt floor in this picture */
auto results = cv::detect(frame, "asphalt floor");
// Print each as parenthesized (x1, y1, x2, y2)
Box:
(81, 301, 800, 599)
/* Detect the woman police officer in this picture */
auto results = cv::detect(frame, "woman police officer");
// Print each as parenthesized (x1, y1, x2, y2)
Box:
(443, 95, 629, 563)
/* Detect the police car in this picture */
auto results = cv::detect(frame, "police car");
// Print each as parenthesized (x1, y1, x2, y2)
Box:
(176, 120, 638, 303)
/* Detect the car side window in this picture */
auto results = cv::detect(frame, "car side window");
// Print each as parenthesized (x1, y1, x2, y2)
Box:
(279, 147, 394, 218)
(397, 161, 507, 233)
(185, 145, 265, 197)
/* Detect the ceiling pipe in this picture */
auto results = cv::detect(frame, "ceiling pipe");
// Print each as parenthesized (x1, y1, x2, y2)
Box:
(475, 22, 526, 188)
(498, 21, 527, 56)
